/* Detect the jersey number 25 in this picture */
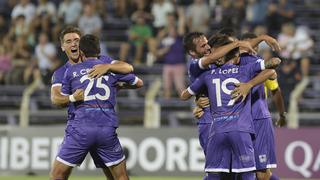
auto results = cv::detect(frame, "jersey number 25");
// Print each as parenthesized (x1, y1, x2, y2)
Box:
(80, 75, 110, 101)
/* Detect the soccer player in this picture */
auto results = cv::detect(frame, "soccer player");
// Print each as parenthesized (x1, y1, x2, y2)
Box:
(181, 35, 281, 180)
(50, 27, 134, 180)
(182, 31, 280, 179)
(51, 26, 134, 107)
(53, 34, 143, 180)
(229, 32, 286, 180)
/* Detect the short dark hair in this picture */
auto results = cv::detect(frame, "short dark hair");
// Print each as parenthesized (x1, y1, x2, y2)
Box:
(208, 34, 239, 60)
(183, 32, 205, 53)
(59, 26, 82, 43)
(79, 34, 100, 57)
(217, 28, 237, 37)
(241, 32, 257, 40)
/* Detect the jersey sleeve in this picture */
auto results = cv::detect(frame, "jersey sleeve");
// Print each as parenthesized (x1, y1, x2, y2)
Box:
(51, 68, 65, 87)
(187, 73, 206, 96)
(61, 69, 72, 96)
(188, 59, 207, 82)
(265, 79, 279, 91)
(247, 60, 265, 78)
(114, 73, 139, 85)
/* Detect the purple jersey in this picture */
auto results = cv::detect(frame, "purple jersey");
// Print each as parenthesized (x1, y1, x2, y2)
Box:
(188, 61, 266, 134)
(51, 55, 115, 123)
(188, 58, 208, 83)
(61, 58, 138, 127)
(188, 58, 212, 124)
(239, 53, 271, 120)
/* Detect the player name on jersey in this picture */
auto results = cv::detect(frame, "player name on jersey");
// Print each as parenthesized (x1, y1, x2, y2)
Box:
(210, 67, 239, 75)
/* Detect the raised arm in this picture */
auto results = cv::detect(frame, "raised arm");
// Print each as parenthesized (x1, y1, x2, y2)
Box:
(200, 41, 256, 68)
(88, 61, 134, 78)
(231, 69, 276, 102)
(265, 78, 287, 127)
(117, 78, 144, 89)
(247, 35, 281, 52)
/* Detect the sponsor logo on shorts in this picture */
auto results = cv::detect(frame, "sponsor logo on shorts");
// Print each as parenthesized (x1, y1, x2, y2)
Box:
(240, 155, 251, 162)
(259, 154, 267, 163)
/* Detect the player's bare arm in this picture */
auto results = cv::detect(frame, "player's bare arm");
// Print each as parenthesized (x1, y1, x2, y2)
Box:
(180, 89, 193, 100)
(267, 79, 287, 127)
(265, 57, 281, 69)
(201, 41, 256, 68)
(231, 69, 276, 102)
(51, 86, 84, 107)
(88, 61, 134, 78)
(231, 57, 281, 101)
(248, 35, 281, 52)
(117, 78, 144, 89)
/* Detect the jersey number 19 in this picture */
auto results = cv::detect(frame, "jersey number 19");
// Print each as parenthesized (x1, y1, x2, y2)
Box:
(212, 78, 240, 107)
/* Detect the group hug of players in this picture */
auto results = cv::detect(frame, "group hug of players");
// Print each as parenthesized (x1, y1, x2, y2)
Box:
(49, 26, 286, 180)
(180, 30, 286, 180)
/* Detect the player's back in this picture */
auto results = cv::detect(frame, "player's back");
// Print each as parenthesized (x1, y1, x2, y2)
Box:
(62, 59, 121, 127)
(203, 62, 262, 134)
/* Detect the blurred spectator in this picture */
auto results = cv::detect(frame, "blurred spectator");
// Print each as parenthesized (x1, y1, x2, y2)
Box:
(57, 0, 82, 25)
(156, 10, 186, 99)
(151, 0, 174, 34)
(11, 0, 36, 25)
(245, 0, 268, 27)
(0, 1, 13, 19)
(94, 0, 108, 20)
(35, 32, 57, 84)
(0, 14, 9, 40)
(78, 3, 102, 35)
(0, 45, 12, 84)
(130, 0, 153, 24)
(278, 23, 314, 77)
(266, 0, 294, 36)
(219, 0, 245, 30)
(36, 0, 57, 22)
(277, 60, 301, 108)
(7, 35, 33, 84)
(8, 14, 35, 46)
(119, 14, 152, 65)
(114, 0, 128, 18)
(186, 0, 210, 35)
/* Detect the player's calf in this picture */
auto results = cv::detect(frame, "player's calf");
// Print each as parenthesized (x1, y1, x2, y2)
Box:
(50, 160, 73, 180)
(109, 160, 129, 180)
